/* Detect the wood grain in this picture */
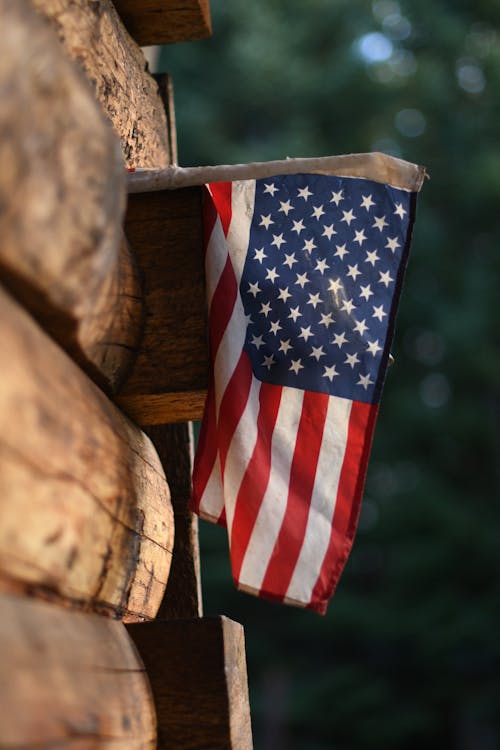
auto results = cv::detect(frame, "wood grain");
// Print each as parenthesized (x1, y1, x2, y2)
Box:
(32, 0, 170, 168)
(114, 0, 212, 46)
(127, 617, 253, 749)
(117, 187, 209, 425)
(0, 286, 173, 621)
(0, 593, 156, 748)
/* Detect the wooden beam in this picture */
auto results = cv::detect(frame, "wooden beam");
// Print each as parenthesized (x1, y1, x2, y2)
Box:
(117, 187, 209, 425)
(0, 285, 173, 621)
(0, 593, 156, 748)
(113, 0, 212, 46)
(32, 0, 171, 168)
(127, 617, 253, 749)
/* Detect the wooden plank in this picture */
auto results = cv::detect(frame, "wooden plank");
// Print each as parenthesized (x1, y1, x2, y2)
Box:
(127, 617, 253, 749)
(0, 0, 145, 395)
(32, 0, 171, 168)
(0, 285, 174, 622)
(0, 593, 156, 748)
(113, 0, 212, 46)
(146, 423, 202, 619)
(116, 187, 209, 425)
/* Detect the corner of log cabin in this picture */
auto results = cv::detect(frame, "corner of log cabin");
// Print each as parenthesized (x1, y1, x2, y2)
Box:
(113, 0, 212, 46)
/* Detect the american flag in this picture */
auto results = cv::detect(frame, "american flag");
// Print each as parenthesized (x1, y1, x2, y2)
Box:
(191, 159, 421, 614)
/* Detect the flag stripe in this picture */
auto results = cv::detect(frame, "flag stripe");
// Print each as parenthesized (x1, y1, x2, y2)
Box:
(229, 381, 283, 582)
(217, 351, 253, 476)
(209, 255, 239, 360)
(260, 390, 330, 600)
(208, 182, 233, 236)
(190, 373, 217, 513)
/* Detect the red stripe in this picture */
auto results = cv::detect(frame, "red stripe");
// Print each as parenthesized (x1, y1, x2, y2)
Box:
(190, 378, 216, 513)
(230, 382, 283, 583)
(209, 182, 233, 236)
(202, 187, 218, 255)
(208, 255, 238, 358)
(309, 401, 378, 614)
(217, 352, 253, 476)
(259, 391, 330, 601)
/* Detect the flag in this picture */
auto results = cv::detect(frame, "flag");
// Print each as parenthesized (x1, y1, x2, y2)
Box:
(190, 154, 425, 614)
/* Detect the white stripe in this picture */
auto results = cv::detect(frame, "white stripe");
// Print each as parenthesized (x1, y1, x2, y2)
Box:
(226, 180, 256, 282)
(213, 297, 247, 418)
(285, 395, 352, 604)
(223, 376, 262, 537)
(237, 386, 305, 590)
(205, 217, 228, 305)
(198, 453, 224, 521)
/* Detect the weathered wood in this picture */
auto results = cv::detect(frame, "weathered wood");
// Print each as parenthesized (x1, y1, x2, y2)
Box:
(147, 423, 202, 619)
(32, 0, 170, 168)
(0, 593, 156, 748)
(117, 187, 208, 425)
(114, 0, 211, 46)
(127, 617, 253, 750)
(154, 73, 178, 166)
(0, 0, 145, 394)
(0, 285, 173, 621)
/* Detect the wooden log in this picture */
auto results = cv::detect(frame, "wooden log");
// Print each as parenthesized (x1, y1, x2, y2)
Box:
(146, 424, 202, 619)
(32, 0, 171, 168)
(0, 285, 174, 621)
(0, 0, 144, 395)
(117, 187, 209, 425)
(127, 617, 253, 750)
(114, 0, 212, 46)
(0, 593, 156, 748)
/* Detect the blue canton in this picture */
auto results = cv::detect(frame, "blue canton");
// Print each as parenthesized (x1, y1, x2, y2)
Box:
(240, 173, 412, 404)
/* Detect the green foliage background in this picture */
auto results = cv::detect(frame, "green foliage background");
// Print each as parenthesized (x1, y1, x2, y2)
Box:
(160, 2, 500, 747)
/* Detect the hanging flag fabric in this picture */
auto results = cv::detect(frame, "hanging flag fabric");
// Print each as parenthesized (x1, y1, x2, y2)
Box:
(126, 154, 425, 615)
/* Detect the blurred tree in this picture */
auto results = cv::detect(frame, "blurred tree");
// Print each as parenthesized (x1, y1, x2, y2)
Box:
(160, 2, 500, 747)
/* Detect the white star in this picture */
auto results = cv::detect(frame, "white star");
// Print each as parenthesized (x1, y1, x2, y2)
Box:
(373, 215, 388, 232)
(251, 334, 264, 349)
(341, 209, 356, 226)
(357, 373, 374, 390)
(263, 182, 278, 196)
(328, 278, 343, 295)
(322, 224, 336, 240)
(310, 345, 325, 361)
(295, 272, 310, 288)
(279, 338, 293, 354)
(277, 286, 292, 302)
(360, 284, 374, 301)
(260, 214, 274, 229)
(315, 258, 329, 274)
(297, 186, 313, 201)
(323, 364, 339, 381)
(372, 304, 387, 322)
(254, 247, 267, 264)
(269, 319, 282, 335)
(378, 270, 394, 287)
(354, 229, 367, 246)
(334, 244, 349, 260)
(279, 200, 293, 216)
(360, 194, 375, 211)
(260, 301, 272, 316)
(288, 306, 302, 322)
(248, 281, 261, 297)
(283, 253, 298, 269)
(347, 263, 362, 280)
(365, 249, 380, 266)
(319, 312, 334, 328)
(333, 331, 348, 348)
(345, 352, 360, 368)
(302, 237, 317, 253)
(262, 354, 276, 370)
(353, 318, 369, 336)
(265, 266, 279, 282)
(386, 236, 401, 253)
(311, 204, 325, 220)
(298, 326, 314, 342)
(271, 233, 286, 249)
(394, 202, 407, 218)
(289, 358, 304, 374)
(366, 339, 383, 356)
(340, 298, 356, 315)
(330, 189, 344, 206)
(307, 292, 321, 309)
(291, 219, 306, 235)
